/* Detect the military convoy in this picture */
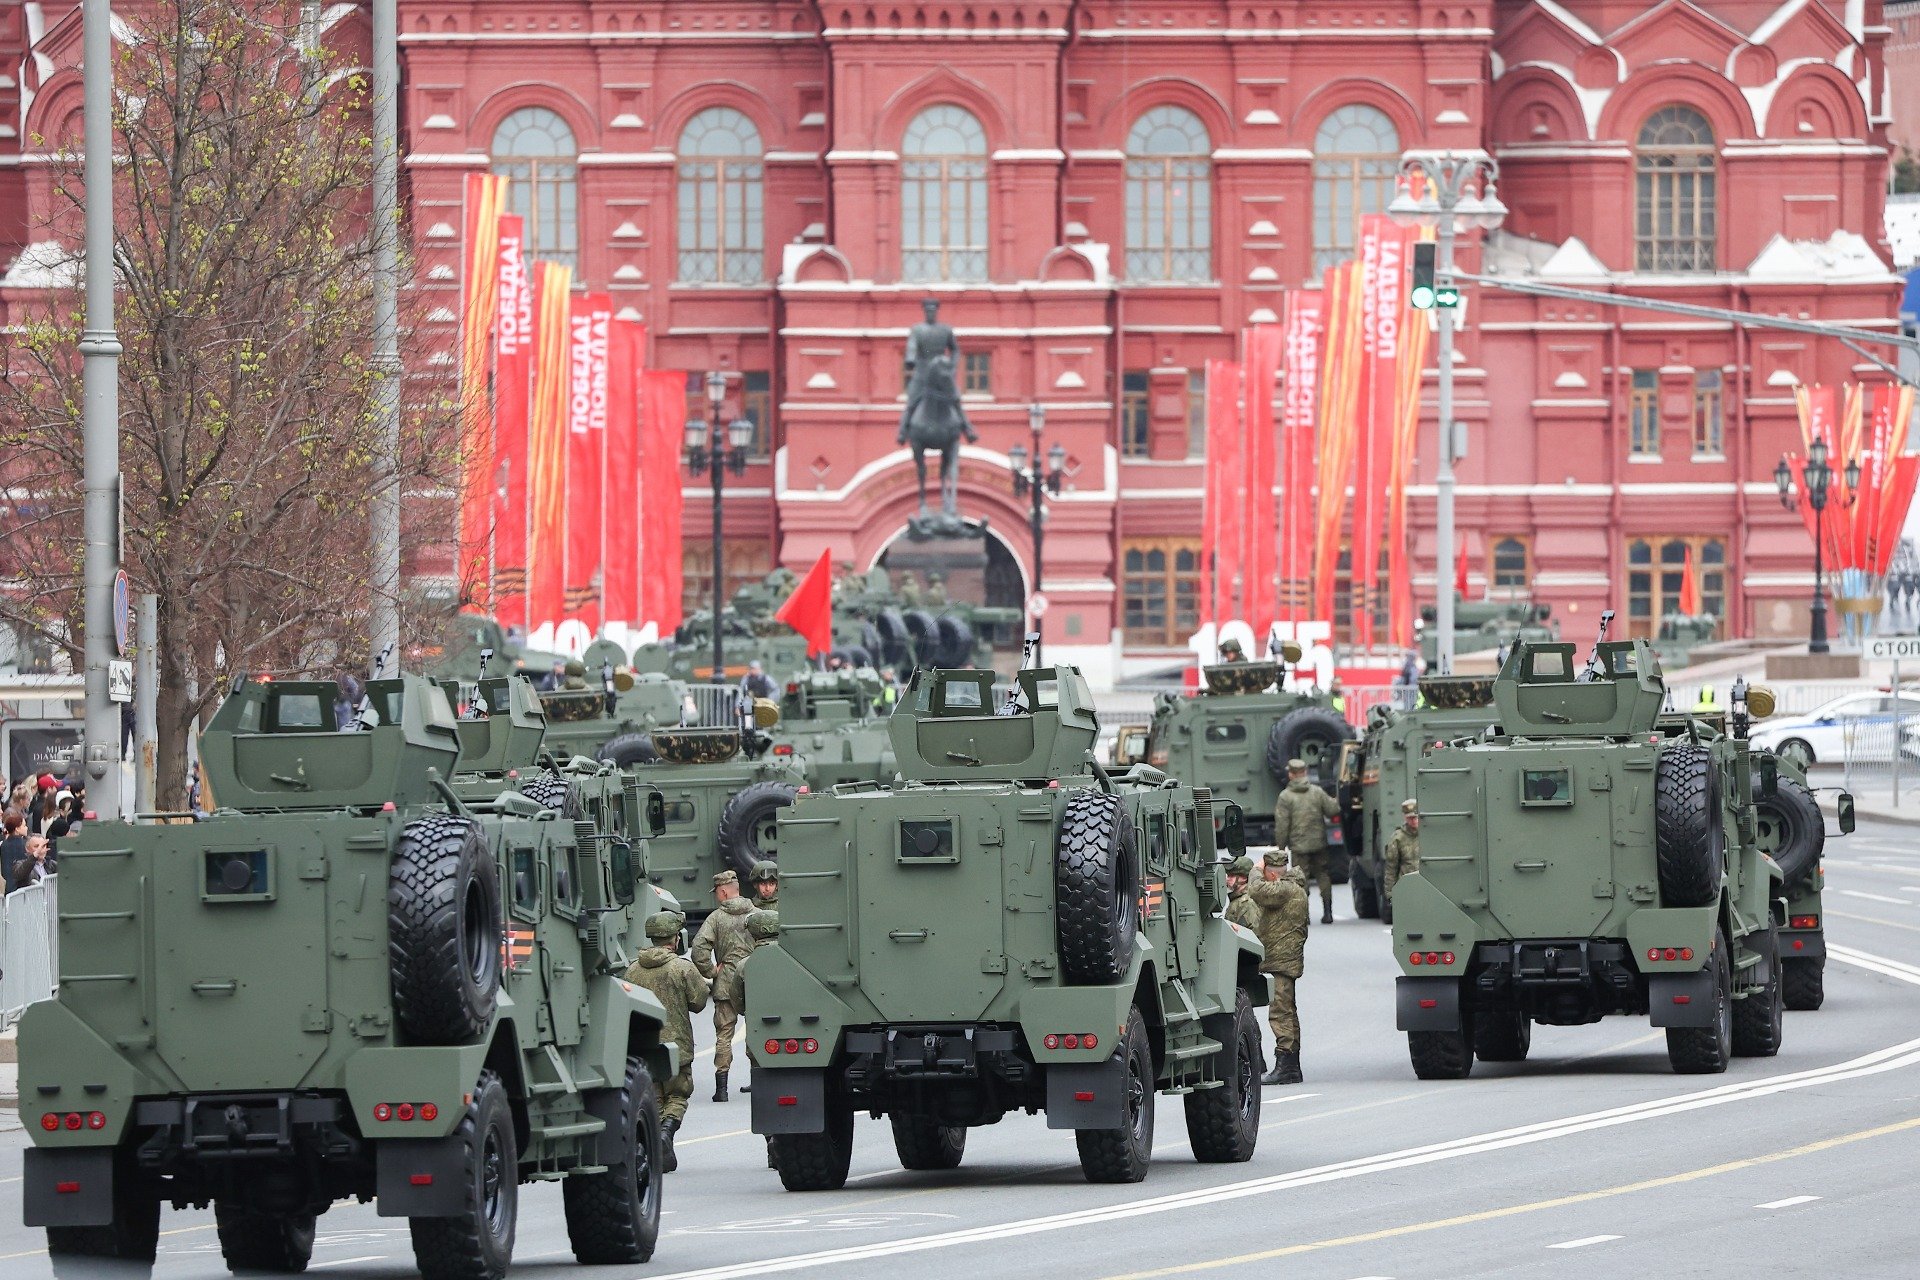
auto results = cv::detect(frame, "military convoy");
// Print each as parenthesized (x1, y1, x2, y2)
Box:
(743, 660, 1270, 1189)
(1418, 598, 1558, 669)
(1391, 638, 1854, 1079)
(20, 673, 677, 1279)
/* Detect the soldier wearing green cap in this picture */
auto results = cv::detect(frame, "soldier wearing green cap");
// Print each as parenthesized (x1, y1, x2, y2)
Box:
(691, 869, 756, 1101)
(1224, 854, 1261, 931)
(1382, 798, 1421, 909)
(1274, 757, 1342, 924)
(623, 912, 708, 1171)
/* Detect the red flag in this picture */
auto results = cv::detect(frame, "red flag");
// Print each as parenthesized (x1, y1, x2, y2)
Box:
(527, 262, 573, 631)
(1678, 547, 1700, 616)
(1204, 361, 1245, 621)
(492, 215, 531, 629)
(1243, 324, 1283, 636)
(1454, 543, 1470, 598)
(457, 173, 509, 610)
(1279, 291, 1323, 622)
(1313, 261, 1364, 623)
(565, 293, 613, 632)
(603, 318, 645, 623)
(641, 371, 688, 631)
(776, 548, 835, 659)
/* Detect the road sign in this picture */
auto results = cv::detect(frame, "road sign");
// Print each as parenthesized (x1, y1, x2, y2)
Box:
(1027, 592, 1050, 619)
(113, 569, 132, 657)
(1867, 636, 1920, 661)
(107, 659, 134, 704)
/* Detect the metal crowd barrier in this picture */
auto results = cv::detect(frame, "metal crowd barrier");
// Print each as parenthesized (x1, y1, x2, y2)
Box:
(0, 873, 58, 1029)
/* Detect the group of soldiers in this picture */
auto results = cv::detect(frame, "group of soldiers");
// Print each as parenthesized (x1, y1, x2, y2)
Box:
(1223, 757, 1423, 1087)
(619, 860, 781, 1172)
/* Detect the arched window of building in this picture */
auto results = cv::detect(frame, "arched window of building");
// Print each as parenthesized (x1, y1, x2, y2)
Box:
(1626, 536, 1727, 636)
(1636, 106, 1717, 272)
(1126, 106, 1212, 282)
(902, 105, 988, 282)
(1312, 104, 1400, 271)
(677, 108, 765, 284)
(492, 108, 578, 270)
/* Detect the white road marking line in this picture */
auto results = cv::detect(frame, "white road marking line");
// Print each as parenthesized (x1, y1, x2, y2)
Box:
(0, 1176, 19, 1184)
(1832, 943, 1920, 983)
(308, 1256, 386, 1270)
(1836, 889, 1912, 905)
(1756, 1195, 1821, 1209)
(1547, 1235, 1621, 1249)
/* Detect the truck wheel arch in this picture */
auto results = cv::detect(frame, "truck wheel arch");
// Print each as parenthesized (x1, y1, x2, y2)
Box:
(481, 1020, 531, 1150)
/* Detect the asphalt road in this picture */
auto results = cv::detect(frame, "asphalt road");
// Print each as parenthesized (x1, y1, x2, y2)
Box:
(3, 817, 1918, 1280)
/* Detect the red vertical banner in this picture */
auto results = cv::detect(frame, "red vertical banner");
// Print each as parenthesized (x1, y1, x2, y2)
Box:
(457, 173, 509, 610)
(491, 215, 531, 630)
(641, 370, 689, 632)
(1204, 360, 1246, 622)
(1279, 290, 1323, 623)
(1386, 226, 1432, 649)
(527, 262, 573, 632)
(1242, 323, 1284, 639)
(565, 294, 613, 633)
(1313, 262, 1364, 623)
(603, 318, 646, 624)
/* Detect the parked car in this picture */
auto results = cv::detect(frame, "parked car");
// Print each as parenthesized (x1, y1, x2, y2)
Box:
(1748, 690, 1920, 769)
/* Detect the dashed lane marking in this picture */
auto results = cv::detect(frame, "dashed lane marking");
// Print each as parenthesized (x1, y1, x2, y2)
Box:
(1546, 1234, 1622, 1249)
(309, 1256, 387, 1270)
(1829, 909, 1920, 935)
(1836, 889, 1913, 905)
(676, 1128, 752, 1147)
(1756, 1195, 1821, 1209)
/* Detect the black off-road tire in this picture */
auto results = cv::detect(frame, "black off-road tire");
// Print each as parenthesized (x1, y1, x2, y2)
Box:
(1654, 745, 1725, 908)
(1783, 956, 1825, 1011)
(597, 733, 658, 768)
(1055, 792, 1140, 985)
(1472, 1010, 1532, 1063)
(860, 622, 885, 659)
(215, 1203, 316, 1273)
(769, 1100, 855, 1192)
(1350, 863, 1381, 920)
(1754, 773, 1824, 885)
(875, 609, 910, 664)
(1409, 1024, 1475, 1080)
(45, 1161, 159, 1262)
(1075, 1009, 1156, 1184)
(1667, 928, 1734, 1075)
(1186, 990, 1262, 1163)
(410, 1070, 517, 1280)
(902, 609, 938, 664)
(563, 1056, 663, 1264)
(1264, 706, 1355, 787)
(890, 1114, 967, 1171)
(389, 817, 500, 1045)
(515, 773, 583, 819)
(935, 614, 975, 667)
(1732, 928, 1785, 1058)
(717, 780, 798, 880)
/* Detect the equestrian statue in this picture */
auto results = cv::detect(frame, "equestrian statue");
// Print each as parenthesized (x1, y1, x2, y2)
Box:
(897, 298, 983, 540)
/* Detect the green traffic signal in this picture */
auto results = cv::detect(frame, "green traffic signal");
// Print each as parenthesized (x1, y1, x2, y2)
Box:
(1411, 241, 1437, 310)
(1435, 283, 1461, 308)
(1411, 283, 1437, 309)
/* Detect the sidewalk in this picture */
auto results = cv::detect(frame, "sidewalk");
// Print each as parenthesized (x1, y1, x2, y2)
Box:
(1, 1024, 17, 1110)
(1815, 774, 1920, 828)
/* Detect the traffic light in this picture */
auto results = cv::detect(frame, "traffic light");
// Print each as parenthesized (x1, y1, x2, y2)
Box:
(1410, 241, 1437, 309)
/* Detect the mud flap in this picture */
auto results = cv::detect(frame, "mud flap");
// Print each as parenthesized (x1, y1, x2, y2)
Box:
(23, 1148, 115, 1227)
(1396, 976, 1462, 1032)
(1649, 969, 1718, 1028)
(376, 1137, 472, 1218)
(751, 1068, 826, 1135)
(1044, 1058, 1128, 1130)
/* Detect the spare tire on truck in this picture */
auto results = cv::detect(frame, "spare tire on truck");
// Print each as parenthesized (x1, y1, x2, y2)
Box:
(1654, 744, 1725, 908)
(935, 614, 975, 668)
(902, 609, 938, 664)
(717, 780, 799, 879)
(1753, 773, 1823, 885)
(388, 815, 501, 1045)
(598, 733, 658, 768)
(1264, 705, 1355, 787)
(874, 609, 911, 665)
(517, 772, 585, 819)
(1055, 792, 1139, 984)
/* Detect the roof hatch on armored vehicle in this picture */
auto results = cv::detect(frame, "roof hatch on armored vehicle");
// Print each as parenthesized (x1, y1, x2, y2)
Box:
(890, 666, 1099, 782)
(1493, 640, 1664, 739)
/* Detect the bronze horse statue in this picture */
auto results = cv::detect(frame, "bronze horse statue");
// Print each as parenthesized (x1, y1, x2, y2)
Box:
(897, 350, 978, 529)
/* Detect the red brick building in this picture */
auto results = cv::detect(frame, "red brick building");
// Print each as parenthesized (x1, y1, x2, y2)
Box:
(3, 2, 1904, 683)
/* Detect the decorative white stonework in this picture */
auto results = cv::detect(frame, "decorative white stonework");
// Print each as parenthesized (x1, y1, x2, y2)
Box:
(1247, 220, 1280, 238)
(1553, 369, 1589, 389)
(425, 222, 457, 240)
(1248, 307, 1280, 324)
(610, 113, 644, 128)
(613, 222, 645, 240)
(806, 370, 837, 389)
(613, 264, 644, 281)
(1054, 369, 1088, 390)
(423, 114, 456, 130)
(1248, 265, 1279, 282)
(1244, 108, 1281, 125)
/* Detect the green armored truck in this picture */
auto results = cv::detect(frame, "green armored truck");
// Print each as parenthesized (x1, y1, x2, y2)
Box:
(767, 668, 898, 789)
(636, 717, 808, 901)
(20, 674, 675, 1280)
(1393, 639, 1854, 1079)
(1750, 748, 1831, 1010)
(745, 660, 1270, 1190)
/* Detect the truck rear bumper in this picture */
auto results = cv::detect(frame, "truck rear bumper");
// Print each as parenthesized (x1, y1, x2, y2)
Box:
(1648, 969, 1719, 1028)
(1469, 940, 1644, 1025)
(751, 1068, 827, 1135)
(1396, 977, 1462, 1031)
(1780, 928, 1825, 961)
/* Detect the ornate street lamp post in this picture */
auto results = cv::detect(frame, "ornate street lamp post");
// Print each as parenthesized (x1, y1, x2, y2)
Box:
(1009, 402, 1066, 664)
(685, 370, 754, 679)
(1388, 152, 1507, 674)
(1775, 439, 1859, 656)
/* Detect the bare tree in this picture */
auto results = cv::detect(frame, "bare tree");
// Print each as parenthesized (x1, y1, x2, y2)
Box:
(0, 1, 455, 808)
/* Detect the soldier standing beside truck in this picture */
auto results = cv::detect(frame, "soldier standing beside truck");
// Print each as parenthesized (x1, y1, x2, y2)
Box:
(1274, 758, 1342, 924)
(692, 871, 758, 1101)
(1248, 854, 1310, 1085)
(1381, 799, 1421, 910)
(748, 859, 780, 908)
(1224, 854, 1261, 931)
(624, 914, 711, 1173)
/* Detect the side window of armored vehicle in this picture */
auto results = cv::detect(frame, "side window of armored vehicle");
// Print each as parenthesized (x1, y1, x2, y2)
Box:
(1203, 724, 1248, 745)
(934, 676, 992, 715)
(1528, 649, 1570, 681)
(1029, 676, 1059, 709)
(898, 818, 958, 863)
(484, 683, 513, 716)
(663, 800, 697, 825)
(237, 698, 262, 733)
(268, 692, 327, 732)
(1178, 811, 1202, 870)
(552, 845, 581, 917)
(1146, 813, 1170, 873)
(510, 845, 541, 919)
(1520, 767, 1573, 807)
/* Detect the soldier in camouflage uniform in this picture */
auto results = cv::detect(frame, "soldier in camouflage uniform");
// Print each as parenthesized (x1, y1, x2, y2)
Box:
(1382, 798, 1421, 907)
(748, 859, 779, 909)
(622, 912, 709, 1172)
(691, 870, 757, 1101)
(1224, 854, 1261, 931)
(1248, 851, 1310, 1085)
(1273, 757, 1342, 924)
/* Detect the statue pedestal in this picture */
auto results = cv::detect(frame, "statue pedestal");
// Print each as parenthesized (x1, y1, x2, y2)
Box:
(885, 537, 991, 608)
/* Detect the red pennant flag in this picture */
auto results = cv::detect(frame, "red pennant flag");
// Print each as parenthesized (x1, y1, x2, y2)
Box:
(1243, 324, 1283, 637)
(776, 548, 835, 659)
(1677, 547, 1700, 617)
(564, 293, 613, 633)
(603, 318, 645, 624)
(492, 215, 531, 630)
(1454, 543, 1470, 598)
(640, 371, 688, 632)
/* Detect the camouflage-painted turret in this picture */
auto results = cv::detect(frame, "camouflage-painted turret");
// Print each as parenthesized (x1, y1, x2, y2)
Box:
(1417, 597, 1558, 668)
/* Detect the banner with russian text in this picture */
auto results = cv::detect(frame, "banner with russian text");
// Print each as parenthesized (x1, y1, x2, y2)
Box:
(565, 293, 613, 633)
(457, 172, 509, 609)
(1312, 260, 1364, 623)
(1387, 226, 1435, 648)
(491, 215, 532, 629)
(641, 370, 689, 632)
(1243, 323, 1283, 638)
(1279, 289, 1322, 623)
(603, 318, 646, 625)
(527, 261, 573, 631)
(1204, 360, 1246, 623)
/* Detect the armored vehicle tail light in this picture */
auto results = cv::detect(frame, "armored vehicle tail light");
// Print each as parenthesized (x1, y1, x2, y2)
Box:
(41, 1112, 103, 1131)
(778, 1095, 800, 1107)
(1790, 915, 1818, 929)
(421, 1103, 439, 1121)
(87, 1112, 106, 1129)
(1044, 1032, 1100, 1050)
(765, 1039, 781, 1054)
(773, 744, 795, 756)
(784, 1039, 802, 1054)
(396, 1103, 415, 1121)
(1646, 947, 1694, 962)
(1074, 1091, 1095, 1102)
(803, 1039, 820, 1055)
(56, 1181, 81, 1194)
(1408, 952, 1454, 966)
(1418, 998, 1438, 1009)
(373, 1104, 391, 1122)
(381, 802, 396, 812)
(410, 1175, 434, 1187)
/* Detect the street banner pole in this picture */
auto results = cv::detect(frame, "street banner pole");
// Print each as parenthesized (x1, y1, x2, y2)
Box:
(368, 0, 401, 678)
